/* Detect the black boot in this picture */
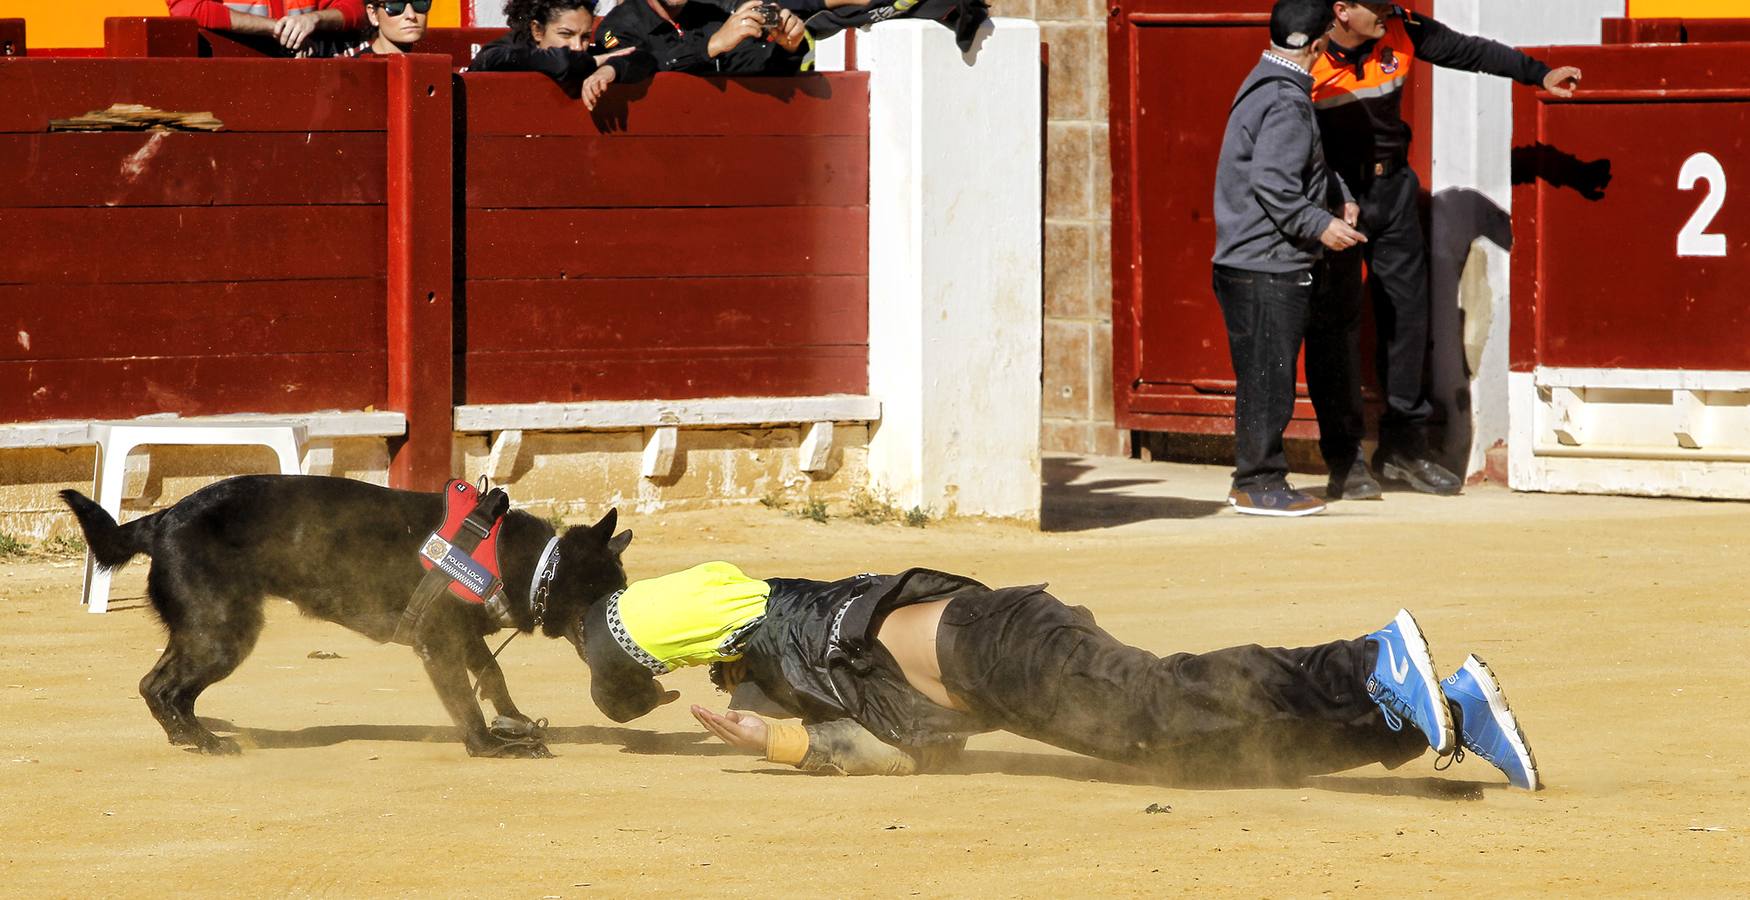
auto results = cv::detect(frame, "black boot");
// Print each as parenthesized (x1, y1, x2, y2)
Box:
(1327, 457, 1383, 501)
(1373, 431, 1462, 496)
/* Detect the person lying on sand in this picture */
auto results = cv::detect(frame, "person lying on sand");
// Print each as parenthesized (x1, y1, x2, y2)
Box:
(579, 561, 1538, 788)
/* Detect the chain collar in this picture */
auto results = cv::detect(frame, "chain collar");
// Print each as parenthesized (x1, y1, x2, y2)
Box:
(528, 537, 561, 629)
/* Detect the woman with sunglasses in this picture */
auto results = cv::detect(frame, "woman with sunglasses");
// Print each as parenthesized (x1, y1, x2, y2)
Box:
(353, 0, 430, 55)
(165, 1, 367, 56)
(470, 0, 658, 111)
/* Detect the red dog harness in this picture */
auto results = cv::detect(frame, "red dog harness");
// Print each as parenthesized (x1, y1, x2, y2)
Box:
(393, 479, 512, 644)
(421, 480, 507, 604)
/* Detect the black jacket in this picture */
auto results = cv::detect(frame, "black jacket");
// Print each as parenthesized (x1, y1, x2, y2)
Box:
(582, 568, 991, 752)
(468, 31, 657, 84)
(1316, 11, 1552, 177)
(595, 0, 808, 75)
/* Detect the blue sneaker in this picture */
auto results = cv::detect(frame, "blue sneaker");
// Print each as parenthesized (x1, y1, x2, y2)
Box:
(1443, 655, 1541, 790)
(1366, 609, 1455, 755)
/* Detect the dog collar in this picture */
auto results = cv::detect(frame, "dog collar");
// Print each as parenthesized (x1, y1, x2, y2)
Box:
(528, 537, 561, 629)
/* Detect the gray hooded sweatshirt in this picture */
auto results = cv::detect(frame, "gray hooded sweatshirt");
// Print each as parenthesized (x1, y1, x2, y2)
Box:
(1212, 53, 1351, 273)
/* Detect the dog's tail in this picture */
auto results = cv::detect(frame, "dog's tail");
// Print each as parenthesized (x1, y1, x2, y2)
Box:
(58, 490, 157, 570)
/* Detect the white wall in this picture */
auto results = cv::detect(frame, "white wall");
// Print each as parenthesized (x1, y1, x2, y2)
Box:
(1427, 0, 1624, 475)
(860, 19, 1044, 520)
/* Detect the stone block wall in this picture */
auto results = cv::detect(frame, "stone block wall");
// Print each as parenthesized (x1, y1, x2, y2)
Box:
(995, 1, 1126, 457)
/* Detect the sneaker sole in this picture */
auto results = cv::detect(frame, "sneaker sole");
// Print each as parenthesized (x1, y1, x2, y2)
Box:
(1228, 498, 1327, 518)
(1459, 655, 1540, 791)
(1393, 609, 1456, 755)
(1379, 461, 1463, 496)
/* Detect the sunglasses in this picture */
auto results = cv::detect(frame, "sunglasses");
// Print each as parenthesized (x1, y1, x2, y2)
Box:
(376, 0, 433, 15)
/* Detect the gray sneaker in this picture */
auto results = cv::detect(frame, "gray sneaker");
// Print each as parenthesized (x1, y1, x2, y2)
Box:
(1228, 484, 1326, 517)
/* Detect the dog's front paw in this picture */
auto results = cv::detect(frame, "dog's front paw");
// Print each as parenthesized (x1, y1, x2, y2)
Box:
(488, 714, 547, 742)
(469, 736, 554, 759)
(192, 734, 242, 756)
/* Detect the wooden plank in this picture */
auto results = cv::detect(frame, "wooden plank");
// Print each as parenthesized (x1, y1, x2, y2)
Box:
(455, 395, 880, 431)
(459, 71, 870, 137)
(1, 18, 26, 57)
(417, 28, 510, 70)
(105, 17, 200, 58)
(0, 59, 388, 133)
(0, 133, 386, 207)
(1, 279, 385, 362)
(0, 207, 385, 284)
(465, 207, 867, 279)
(465, 134, 866, 208)
(0, 354, 388, 422)
(462, 346, 868, 403)
(385, 53, 454, 490)
(463, 276, 866, 352)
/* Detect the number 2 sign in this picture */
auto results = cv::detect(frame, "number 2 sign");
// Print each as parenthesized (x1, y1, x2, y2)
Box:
(1678, 152, 1728, 258)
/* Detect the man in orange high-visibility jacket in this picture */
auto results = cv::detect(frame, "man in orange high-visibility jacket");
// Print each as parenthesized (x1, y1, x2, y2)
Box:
(1307, 2, 1581, 499)
(166, 1, 367, 55)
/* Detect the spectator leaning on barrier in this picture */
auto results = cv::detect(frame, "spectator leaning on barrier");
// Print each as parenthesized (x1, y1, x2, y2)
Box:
(470, 0, 657, 110)
(1308, 2, 1584, 499)
(595, 0, 810, 75)
(166, 0, 366, 55)
(1209, 0, 1364, 518)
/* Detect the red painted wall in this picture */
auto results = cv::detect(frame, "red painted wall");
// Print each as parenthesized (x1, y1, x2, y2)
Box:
(1510, 42, 1750, 374)
(456, 73, 870, 404)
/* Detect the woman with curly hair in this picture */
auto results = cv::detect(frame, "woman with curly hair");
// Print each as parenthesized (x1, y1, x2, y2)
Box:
(471, 0, 656, 109)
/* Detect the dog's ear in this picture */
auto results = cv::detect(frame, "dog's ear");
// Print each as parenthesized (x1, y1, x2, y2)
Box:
(607, 529, 633, 557)
(591, 507, 618, 539)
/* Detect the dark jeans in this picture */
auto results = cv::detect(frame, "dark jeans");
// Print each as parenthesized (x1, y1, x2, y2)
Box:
(1315, 166, 1434, 456)
(1212, 265, 1314, 489)
(938, 589, 1426, 784)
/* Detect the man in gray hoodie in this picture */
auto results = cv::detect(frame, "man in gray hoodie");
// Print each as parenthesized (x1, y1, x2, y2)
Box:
(1211, 0, 1366, 517)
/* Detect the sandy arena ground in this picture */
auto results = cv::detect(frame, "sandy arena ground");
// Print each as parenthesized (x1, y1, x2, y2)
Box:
(3, 455, 1746, 896)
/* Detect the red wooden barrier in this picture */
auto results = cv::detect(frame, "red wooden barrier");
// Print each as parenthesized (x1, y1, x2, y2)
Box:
(1, 54, 872, 489)
(1, 18, 24, 57)
(1601, 18, 1750, 44)
(455, 72, 870, 404)
(1106, 0, 1430, 437)
(0, 56, 449, 489)
(1510, 42, 1750, 374)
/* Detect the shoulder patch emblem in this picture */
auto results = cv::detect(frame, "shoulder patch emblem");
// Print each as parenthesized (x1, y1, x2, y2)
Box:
(602, 32, 619, 48)
(1379, 46, 1399, 74)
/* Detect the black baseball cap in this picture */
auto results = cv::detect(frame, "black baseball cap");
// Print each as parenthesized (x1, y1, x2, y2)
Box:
(1270, 0, 1336, 50)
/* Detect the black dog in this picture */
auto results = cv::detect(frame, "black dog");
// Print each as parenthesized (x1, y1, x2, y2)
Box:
(60, 474, 632, 758)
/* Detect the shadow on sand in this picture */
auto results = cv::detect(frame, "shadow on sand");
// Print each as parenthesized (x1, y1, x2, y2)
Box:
(1041, 457, 1227, 531)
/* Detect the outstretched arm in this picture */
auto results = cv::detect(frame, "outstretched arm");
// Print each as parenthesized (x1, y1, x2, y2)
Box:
(691, 706, 922, 775)
(1405, 12, 1560, 88)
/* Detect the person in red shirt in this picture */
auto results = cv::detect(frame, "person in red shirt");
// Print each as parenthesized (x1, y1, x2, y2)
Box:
(165, 1, 368, 55)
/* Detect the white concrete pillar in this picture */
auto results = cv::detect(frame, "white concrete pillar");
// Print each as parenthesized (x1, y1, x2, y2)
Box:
(1428, 0, 1623, 476)
(859, 19, 1043, 521)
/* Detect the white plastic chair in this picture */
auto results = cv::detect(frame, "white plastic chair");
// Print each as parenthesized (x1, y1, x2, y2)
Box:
(81, 421, 306, 613)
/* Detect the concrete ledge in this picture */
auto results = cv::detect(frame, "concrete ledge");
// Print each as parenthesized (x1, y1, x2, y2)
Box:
(454, 396, 881, 432)
(0, 411, 407, 450)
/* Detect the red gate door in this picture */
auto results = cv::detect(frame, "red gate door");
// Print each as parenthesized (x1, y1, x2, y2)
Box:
(1107, 0, 1430, 437)
(1508, 41, 1750, 498)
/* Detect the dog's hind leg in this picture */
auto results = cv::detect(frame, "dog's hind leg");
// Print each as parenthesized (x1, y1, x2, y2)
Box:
(140, 566, 266, 755)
